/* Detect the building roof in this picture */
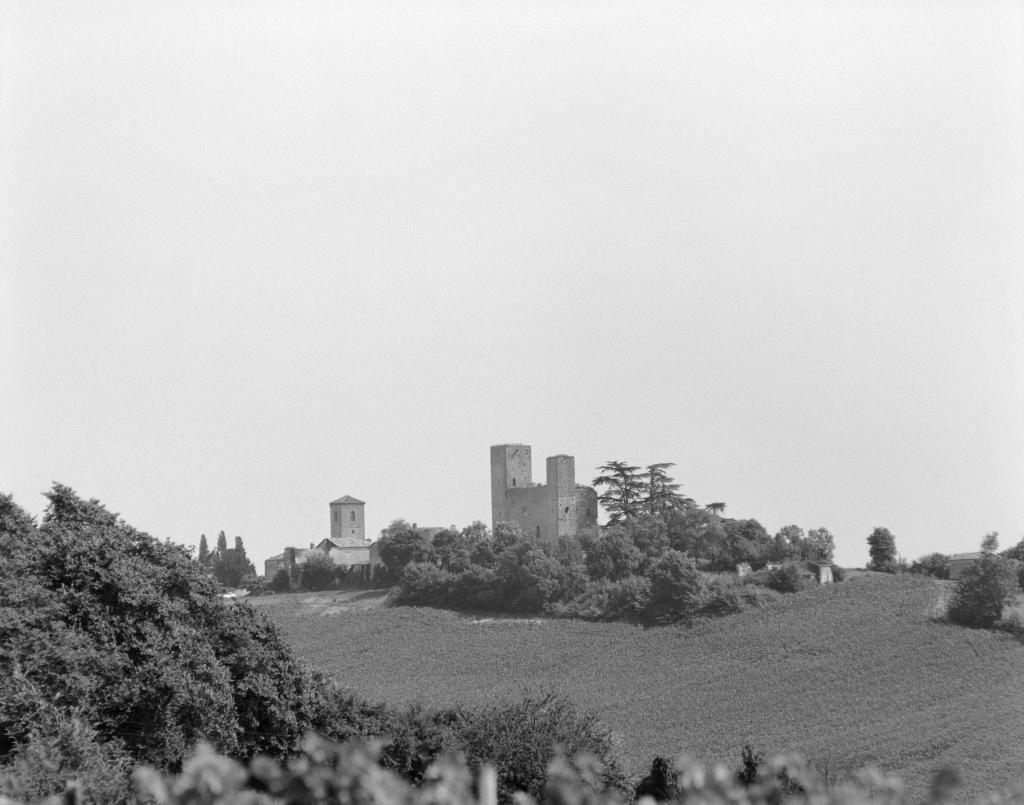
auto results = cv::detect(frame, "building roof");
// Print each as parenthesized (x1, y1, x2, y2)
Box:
(330, 495, 365, 505)
(950, 552, 983, 561)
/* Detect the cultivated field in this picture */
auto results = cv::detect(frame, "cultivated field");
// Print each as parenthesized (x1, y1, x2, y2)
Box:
(250, 574, 1024, 799)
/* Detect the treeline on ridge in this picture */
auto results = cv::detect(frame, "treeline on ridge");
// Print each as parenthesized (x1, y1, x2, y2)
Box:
(383, 515, 838, 625)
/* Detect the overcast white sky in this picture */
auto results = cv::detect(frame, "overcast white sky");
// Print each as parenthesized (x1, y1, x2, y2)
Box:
(2, 1, 1023, 569)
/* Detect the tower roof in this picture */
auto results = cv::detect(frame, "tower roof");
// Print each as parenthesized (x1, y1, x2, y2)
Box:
(330, 495, 365, 505)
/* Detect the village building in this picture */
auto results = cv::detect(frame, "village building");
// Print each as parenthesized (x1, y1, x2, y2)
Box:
(264, 495, 377, 579)
(490, 444, 598, 543)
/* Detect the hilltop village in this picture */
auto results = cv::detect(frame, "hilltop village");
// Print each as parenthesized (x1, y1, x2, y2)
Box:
(256, 441, 1016, 604)
(263, 443, 594, 581)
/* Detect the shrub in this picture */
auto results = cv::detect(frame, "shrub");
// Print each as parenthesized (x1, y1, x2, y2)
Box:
(496, 544, 574, 614)
(727, 584, 778, 610)
(909, 553, 950, 579)
(699, 576, 745, 616)
(947, 554, 1021, 628)
(449, 564, 502, 611)
(306, 690, 625, 805)
(270, 567, 291, 592)
(0, 709, 133, 805)
(635, 756, 679, 801)
(580, 531, 641, 581)
(397, 563, 454, 606)
(452, 693, 627, 803)
(300, 552, 338, 591)
(645, 551, 708, 624)
(0, 486, 326, 771)
(546, 576, 652, 622)
(764, 563, 809, 593)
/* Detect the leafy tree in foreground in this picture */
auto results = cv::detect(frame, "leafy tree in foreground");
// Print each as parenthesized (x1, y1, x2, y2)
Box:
(0, 485, 322, 774)
(867, 527, 898, 572)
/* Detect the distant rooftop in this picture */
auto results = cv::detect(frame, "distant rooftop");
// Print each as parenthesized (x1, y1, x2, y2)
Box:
(330, 495, 365, 505)
(950, 552, 983, 561)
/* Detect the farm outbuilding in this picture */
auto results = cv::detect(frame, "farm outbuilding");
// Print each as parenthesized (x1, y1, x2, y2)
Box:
(948, 552, 982, 581)
(806, 561, 834, 584)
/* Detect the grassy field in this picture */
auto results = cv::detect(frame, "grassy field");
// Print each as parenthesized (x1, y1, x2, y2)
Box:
(250, 575, 1024, 799)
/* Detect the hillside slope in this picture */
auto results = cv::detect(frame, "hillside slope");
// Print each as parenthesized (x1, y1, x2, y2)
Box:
(251, 574, 1024, 798)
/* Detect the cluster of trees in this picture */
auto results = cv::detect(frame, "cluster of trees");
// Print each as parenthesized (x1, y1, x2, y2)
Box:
(376, 461, 841, 624)
(0, 486, 624, 804)
(197, 529, 257, 588)
(590, 461, 834, 567)
(382, 515, 837, 625)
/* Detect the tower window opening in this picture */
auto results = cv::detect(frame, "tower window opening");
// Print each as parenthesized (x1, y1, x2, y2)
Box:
(564, 507, 569, 514)
(334, 511, 338, 522)
(350, 511, 355, 522)
(512, 478, 517, 487)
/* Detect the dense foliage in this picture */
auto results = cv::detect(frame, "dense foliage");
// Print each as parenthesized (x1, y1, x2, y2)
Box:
(116, 737, 1024, 805)
(390, 511, 838, 623)
(0, 487, 324, 778)
(908, 552, 950, 579)
(0, 488, 626, 804)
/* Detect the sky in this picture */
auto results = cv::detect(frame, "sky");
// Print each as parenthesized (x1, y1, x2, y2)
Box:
(2, 1, 1023, 570)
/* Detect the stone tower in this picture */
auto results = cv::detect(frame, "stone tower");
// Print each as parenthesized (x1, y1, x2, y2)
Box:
(490, 444, 598, 542)
(329, 495, 365, 546)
